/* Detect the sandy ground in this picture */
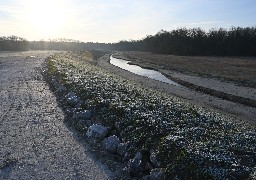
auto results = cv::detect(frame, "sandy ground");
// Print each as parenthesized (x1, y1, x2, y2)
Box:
(98, 54, 256, 124)
(0, 51, 112, 179)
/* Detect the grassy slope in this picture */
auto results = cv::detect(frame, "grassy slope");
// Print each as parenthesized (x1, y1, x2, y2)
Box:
(46, 51, 256, 179)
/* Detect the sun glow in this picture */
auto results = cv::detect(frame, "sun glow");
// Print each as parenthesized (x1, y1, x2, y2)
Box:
(22, 0, 73, 38)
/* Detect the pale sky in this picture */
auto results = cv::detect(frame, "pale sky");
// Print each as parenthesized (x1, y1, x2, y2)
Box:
(1, 0, 256, 42)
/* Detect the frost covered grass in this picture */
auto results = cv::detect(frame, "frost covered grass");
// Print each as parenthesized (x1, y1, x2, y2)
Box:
(46, 51, 256, 179)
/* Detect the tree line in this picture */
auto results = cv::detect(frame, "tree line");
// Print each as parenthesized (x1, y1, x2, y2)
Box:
(113, 27, 256, 56)
(29, 40, 112, 51)
(0, 36, 29, 51)
(0, 37, 112, 51)
(1, 26, 256, 56)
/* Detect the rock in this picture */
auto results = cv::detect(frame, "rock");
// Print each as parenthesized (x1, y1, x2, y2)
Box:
(228, 165, 250, 179)
(123, 152, 132, 162)
(67, 96, 80, 106)
(165, 135, 185, 147)
(114, 168, 131, 180)
(102, 135, 120, 153)
(249, 168, 256, 179)
(127, 152, 142, 175)
(73, 110, 92, 120)
(150, 151, 161, 168)
(84, 119, 92, 127)
(115, 121, 121, 131)
(86, 124, 108, 139)
(127, 150, 151, 177)
(65, 92, 80, 106)
(142, 175, 151, 180)
(65, 108, 76, 117)
(193, 127, 205, 136)
(56, 85, 66, 95)
(51, 77, 59, 88)
(117, 143, 128, 157)
(74, 119, 88, 132)
(65, 92, 76, 99)
(150, 168, 166, 180)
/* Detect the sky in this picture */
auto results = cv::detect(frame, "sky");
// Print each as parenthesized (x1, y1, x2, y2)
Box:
(1, 0, 256, 43)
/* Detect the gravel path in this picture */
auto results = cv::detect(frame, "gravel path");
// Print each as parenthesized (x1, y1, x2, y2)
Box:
(0, 51, 111, 179)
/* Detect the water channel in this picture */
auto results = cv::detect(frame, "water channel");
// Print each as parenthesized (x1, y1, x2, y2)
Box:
(110, 55, 182, 87)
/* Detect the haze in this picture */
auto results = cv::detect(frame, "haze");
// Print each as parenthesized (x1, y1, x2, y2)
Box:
(1, 0, 256, 43)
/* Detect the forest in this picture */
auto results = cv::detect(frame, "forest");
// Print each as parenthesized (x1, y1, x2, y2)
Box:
(113, 27, 256, 56)
(1, 27, 256, 56)
(0, 36, 29, 51)
(29, 39, 112, 51)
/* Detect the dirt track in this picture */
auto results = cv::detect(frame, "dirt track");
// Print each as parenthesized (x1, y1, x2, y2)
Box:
(0, 51, 111, 179)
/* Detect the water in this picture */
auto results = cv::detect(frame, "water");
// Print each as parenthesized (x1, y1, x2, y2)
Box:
(110, 55, 181, 86)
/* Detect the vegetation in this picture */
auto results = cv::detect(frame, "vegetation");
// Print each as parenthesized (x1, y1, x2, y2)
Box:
(29, 39, 112, 51)
(2, 26, 256, 56)
(45, 52, 256, 179)
(113, 27, 256, 56)
(0, 36, 29, 51)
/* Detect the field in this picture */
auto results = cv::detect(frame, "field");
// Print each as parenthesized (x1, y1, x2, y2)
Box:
(122, 51, 256, 88)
